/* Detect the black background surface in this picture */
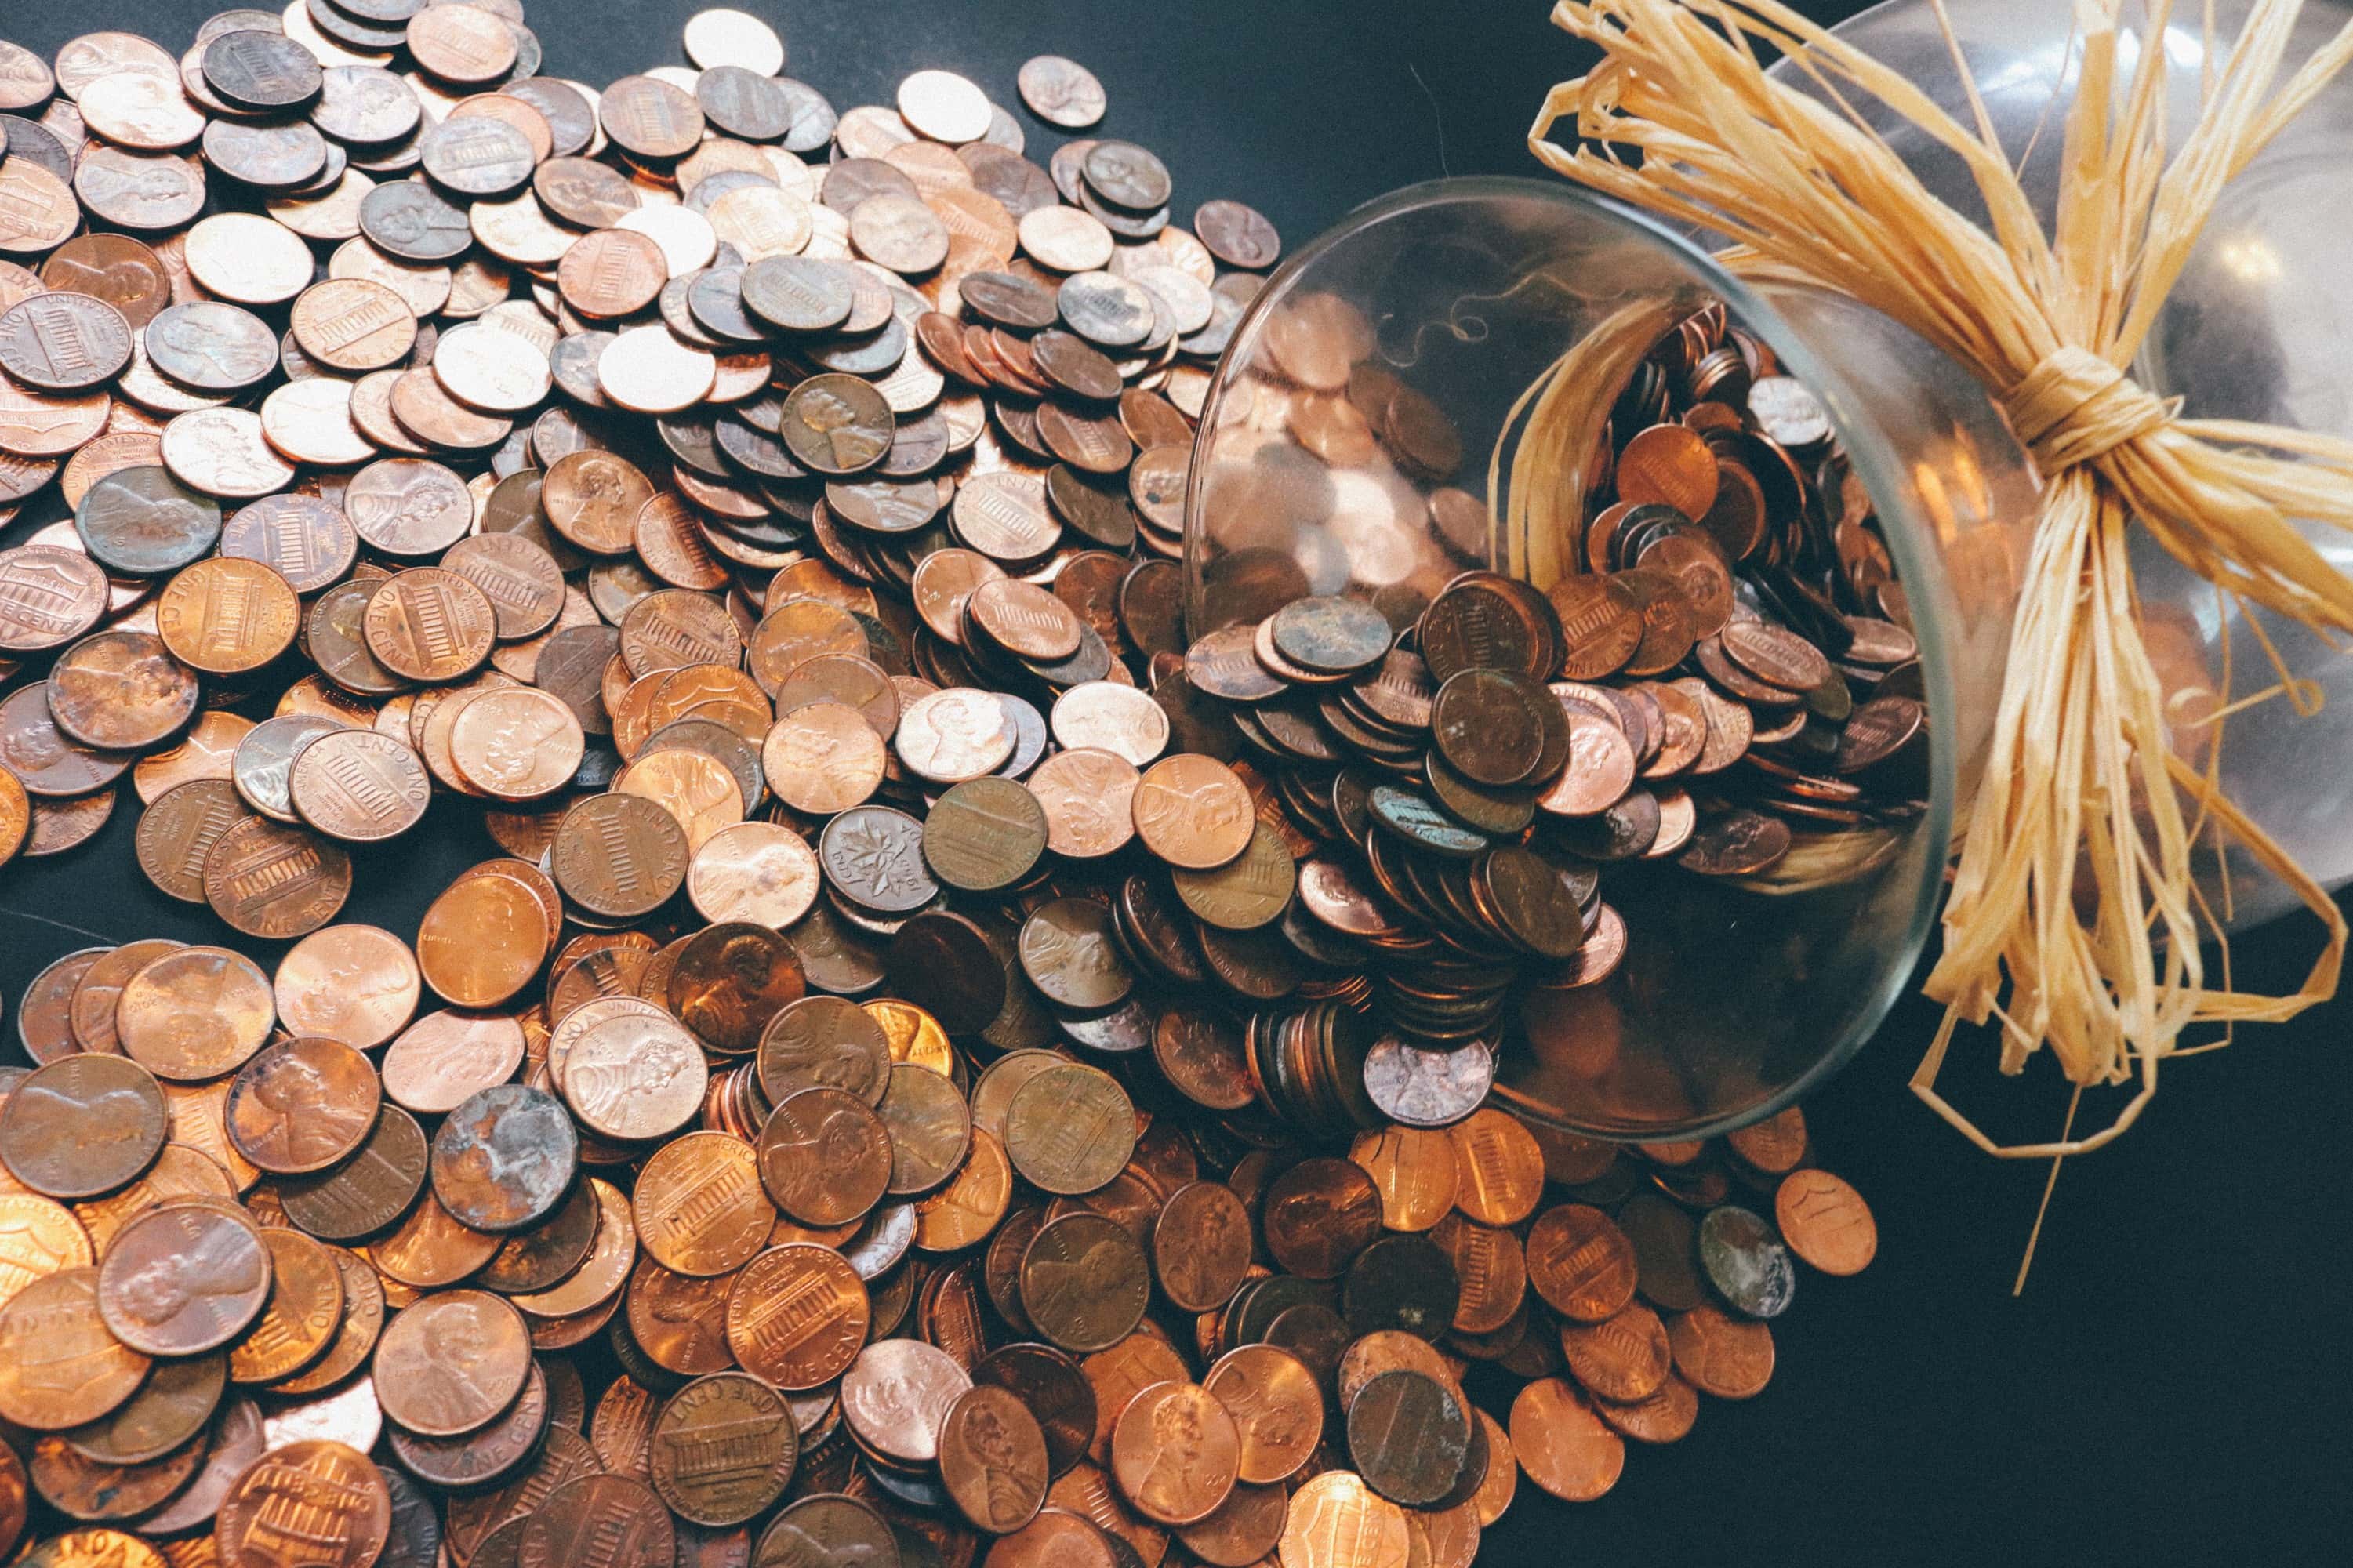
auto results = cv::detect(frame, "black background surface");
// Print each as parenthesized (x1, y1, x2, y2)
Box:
(2, 2, 2348, 1563)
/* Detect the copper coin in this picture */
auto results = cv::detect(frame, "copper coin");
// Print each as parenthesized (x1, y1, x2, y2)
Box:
(552, 792, 689, 920)
(1525, 1203, 1639, 1323)
(416, 872, 549, 1008)
(141, 557, 294, 673)
(757, 995, 891, 1108)
(1667, 1302, 1774, 1399)
(114, 943, 275, 1081)
(0, 1054, 169, 1200)
(563, 1009, 707, 1142)
(278, 1103, 429, 1243)
(724, 1243, 868, 1390)
(226, 1036, 380, 1175)
(1507, 1377, 1624, 1501)
(757, 1087, 891, 1227)
(215, 1441, 391, 1568)
(1773, 1169, 1877, 1276)
(1560, 1301, 1672, 1404)
(1019, 1211, 1148, 1355)
(44, 632, 195, 752)
(95, 1202, 269, 1355)
(780, 373, 894, 477)
(274, 1247, 386, 1398)
(1004, 1062, 1135, 1196)
(285, 729, 431, 842)
(0, 292, 132, 393)
(345, 457, 474, 557)
(0, 546, 109, 652)
(374, 1288, 533, 1437)
(1200, 1343, 1323, 1486)
(1130, 754, 1253, 869)
(633, 1132, 771, 1279)
(649, 1371, 798, 1526)
(365, 567, 499, 682)
(383, 1010, 527, 1117)
(623, 1258, 735, 1379)
(227, 1226, 347, 1385)
(57, 1348, 223, 1468)
(0, 1268, 151, 1431)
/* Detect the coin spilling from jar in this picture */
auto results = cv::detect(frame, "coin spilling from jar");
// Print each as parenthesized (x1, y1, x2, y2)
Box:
(0, 7, 1880, 1567)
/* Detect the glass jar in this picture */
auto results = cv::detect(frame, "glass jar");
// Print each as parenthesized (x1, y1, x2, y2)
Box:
(1184, 176, 2043, 1140)
(1791, 0, 2353, 933)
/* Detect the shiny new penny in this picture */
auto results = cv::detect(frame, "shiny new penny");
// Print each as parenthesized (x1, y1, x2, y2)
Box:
(724, 1243, 867, 1390)
(365, 568, 499, 682)
(1508, 1377, 1625, 1501)
(155, 558, 303, 675)
(1774, 1169, 1878, 1276)
(1526, 1203, 1639, 1323)
(633, 1132, 771, 1278)
(274, 924, 422, 1051)
(417, 872, 550, 1008)
(1110, 1379, 1240, 1526)
(215, 1441, 390, 1568)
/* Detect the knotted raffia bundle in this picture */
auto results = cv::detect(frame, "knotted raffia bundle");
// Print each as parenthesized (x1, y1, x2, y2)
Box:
(1527, 0, 2353, 1156)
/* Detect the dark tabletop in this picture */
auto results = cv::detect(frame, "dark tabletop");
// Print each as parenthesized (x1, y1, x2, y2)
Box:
(2, 2, 2346, 1563)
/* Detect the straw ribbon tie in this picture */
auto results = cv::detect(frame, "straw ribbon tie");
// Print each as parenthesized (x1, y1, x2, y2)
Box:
(2001, 344, 2178, 474)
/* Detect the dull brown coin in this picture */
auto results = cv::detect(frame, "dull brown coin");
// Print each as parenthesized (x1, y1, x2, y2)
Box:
(757, 1087, 891, 1228)
(227, 1036, 381, 1175)
(0, 1054, 169, 1200)
(226, 1226, 346, 1385)
(95, 1201, 270, 1356)
(648, 1371, 799, 1526)
(374, 1289, 533, 1437)
(1262, 1157, 1383, 1281)
(45, 633, 196, 751)
(552, 791, 689, 919)
(1003, 1062, 1135, 1196)
(1019, 1211, 1148, 1355)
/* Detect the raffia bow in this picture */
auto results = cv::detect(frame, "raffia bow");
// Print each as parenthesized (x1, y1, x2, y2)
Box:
(1529, 0, 2353, 1156)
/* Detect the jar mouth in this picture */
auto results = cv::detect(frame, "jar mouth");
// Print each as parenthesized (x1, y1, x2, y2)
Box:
(1186, 174, 1966, 1140)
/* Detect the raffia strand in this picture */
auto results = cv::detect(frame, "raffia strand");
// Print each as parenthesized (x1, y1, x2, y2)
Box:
(1526, 0, 2350, 1156)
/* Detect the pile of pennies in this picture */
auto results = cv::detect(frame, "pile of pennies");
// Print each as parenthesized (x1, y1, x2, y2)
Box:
(0, 7, 1886, 1568)
(1182, 296, 1934, 1046)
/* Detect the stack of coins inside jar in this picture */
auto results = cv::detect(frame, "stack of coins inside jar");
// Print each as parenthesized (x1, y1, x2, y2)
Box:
(0, 9, 1884, 1568)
